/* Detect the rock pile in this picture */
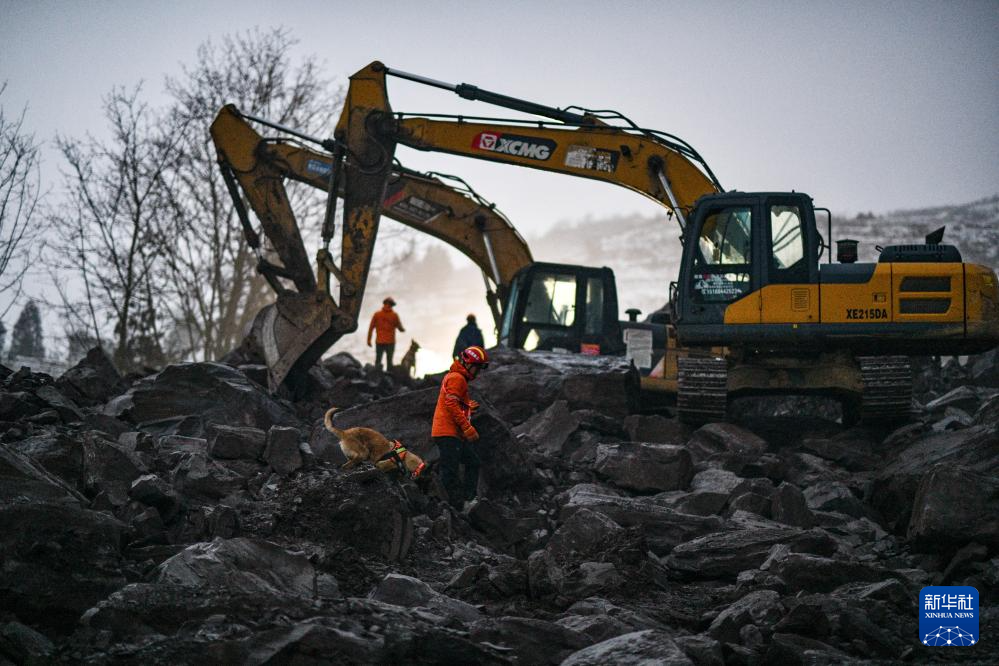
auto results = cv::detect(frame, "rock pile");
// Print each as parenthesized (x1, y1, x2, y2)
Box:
(1, 348, 997, 663)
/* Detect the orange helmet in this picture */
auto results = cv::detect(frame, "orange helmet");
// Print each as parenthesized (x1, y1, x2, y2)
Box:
(460, 345, 489, 369)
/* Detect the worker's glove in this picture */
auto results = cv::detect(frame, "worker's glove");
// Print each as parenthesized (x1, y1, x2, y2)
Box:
(367, 340, 372, 347)
(462, 424, 479, 442)
(469, 400, 480, 414)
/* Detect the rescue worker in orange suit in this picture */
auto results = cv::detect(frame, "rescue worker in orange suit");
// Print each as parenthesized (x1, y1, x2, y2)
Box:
(367, 297, 405, 371)
(431, 345, 489, 511)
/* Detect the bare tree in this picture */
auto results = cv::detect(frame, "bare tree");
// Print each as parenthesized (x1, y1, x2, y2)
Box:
(0, 83, 44, 317)
(48, 86, 188, 371)
(154, 27, 343, 361)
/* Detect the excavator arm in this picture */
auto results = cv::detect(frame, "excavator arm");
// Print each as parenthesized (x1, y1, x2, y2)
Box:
(334, 62, 722, 231)
(210, 105, 533, 390)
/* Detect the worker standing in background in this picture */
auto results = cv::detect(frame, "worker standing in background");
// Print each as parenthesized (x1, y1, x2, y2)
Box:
(452, 314, 485, 359)
(367, 297, 405, 371)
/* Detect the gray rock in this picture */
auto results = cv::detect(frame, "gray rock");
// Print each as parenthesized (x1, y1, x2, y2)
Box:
(208, 424, 267, 460)
(686, 423, 768, 464)
(767, 551, 902, 593)
(766, 633, 849, 664)
(667, 527, 837, 580)
(623, 414, 689, 444)
(129, 473, 182, 522)
(7, 431, 83, 491)
(467, 497, 547, 549)
(104, 361, 298, 437)
(771, 482, 815, 528)
(370, 573, 480, 624)
(674, 635, 725, 666)
(559, 484, 725, 555)
(707, 590, 783, 644)
(555, 614, 633, 644)
(924, 385, 991, 413)
(264, 426, 302, 476)
(172, 452, 246, 501)
(0, 621, 55, 662)
(559, 629, 693, 665)
(158, 537, 325, 599)
(908, 464, 999, 549)
(82, 432, 147, 507)
(593, 442, 693, 493)
(0, 500, 125, 629)
(470, 616, 589, 665)
(870, 424, 999, 534)
(727, 491, 771, 518)
(803, 482, 868, 519)
(513, 399, 580, 457)
(55, 346, 123, 406)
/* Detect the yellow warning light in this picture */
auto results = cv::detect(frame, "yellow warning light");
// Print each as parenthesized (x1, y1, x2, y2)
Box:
(874, 293, 887, 303)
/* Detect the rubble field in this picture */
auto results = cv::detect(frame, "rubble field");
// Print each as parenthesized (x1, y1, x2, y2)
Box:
(1, 346, 998, 664)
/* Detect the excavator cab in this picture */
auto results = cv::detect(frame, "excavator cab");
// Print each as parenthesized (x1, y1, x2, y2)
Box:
(499, 262, 625, 356)
(675, 191, 823, 345)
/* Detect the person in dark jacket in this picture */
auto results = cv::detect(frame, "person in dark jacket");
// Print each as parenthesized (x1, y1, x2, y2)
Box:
(452, 314, 485, 359)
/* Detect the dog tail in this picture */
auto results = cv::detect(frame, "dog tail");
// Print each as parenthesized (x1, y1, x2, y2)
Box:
(323, 407, 346, 438)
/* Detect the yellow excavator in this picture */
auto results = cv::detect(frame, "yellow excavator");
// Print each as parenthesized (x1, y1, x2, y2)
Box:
(322, 61, 999, 422)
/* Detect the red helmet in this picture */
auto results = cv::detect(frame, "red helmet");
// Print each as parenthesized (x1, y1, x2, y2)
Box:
(459, 345, 489, 369)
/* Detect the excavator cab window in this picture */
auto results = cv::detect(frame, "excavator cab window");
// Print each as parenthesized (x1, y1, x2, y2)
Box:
(769, 204, 807, 283)
(691, 206, 753, 304)
(584, 277, 605, 335)
(519, 271, 578, 352)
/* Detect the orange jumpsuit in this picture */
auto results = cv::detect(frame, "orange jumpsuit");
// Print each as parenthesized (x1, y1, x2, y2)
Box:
(432, 360, 481, 507)
(368, 306, 403, 345)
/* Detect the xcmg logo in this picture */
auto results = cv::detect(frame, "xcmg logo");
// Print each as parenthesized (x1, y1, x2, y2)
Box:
(473, 132, 555, 161)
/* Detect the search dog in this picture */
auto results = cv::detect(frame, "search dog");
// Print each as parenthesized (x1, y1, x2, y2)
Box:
(323, 407, 427, 479)
(397, 340, 420, 378)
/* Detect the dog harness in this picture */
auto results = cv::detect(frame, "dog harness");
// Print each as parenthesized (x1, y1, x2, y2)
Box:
(378, 440, 426, 479)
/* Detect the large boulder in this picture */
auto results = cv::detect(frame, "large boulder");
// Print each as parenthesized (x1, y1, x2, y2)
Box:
(104, 362, 299, 437)
(593, 442, 693, 494)
(469, 616, 588, 665)
(472, 348, 639, 424)
(869, 424, 999, 534)
(0, 499, 126, 630)
(208, 424, 266, 460)
(560, 629, 693, 666)
(685, 422, 769, 465)
(666, 526, 838, 580)
(370, 573, 480, 624)
(559, 484, 724, 554)
(907, 464, 999, 550)
(512, 400, 580, 458)
(7, 431, 84, 492)
(56, 346, 124, 406)
(158, 537, 333, 599)
(707, 590, 783, 644)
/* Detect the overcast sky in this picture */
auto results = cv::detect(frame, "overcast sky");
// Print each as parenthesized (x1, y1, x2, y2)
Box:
(2, 0, 998, 354)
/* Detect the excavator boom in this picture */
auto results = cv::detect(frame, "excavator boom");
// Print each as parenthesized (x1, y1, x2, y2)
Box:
(336, 62, 721, 229)
(210, 105, 533, 390)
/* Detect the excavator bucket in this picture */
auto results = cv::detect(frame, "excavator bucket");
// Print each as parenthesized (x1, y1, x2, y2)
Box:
(251, 292, 342, 392)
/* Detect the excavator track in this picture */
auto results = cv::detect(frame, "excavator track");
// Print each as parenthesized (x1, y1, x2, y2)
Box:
(677, 357, 728, 424)
(857, 355, 912, 423)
